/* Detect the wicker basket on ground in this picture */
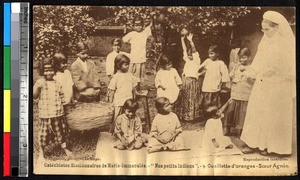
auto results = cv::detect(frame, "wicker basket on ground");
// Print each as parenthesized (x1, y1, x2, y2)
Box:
(66, 102, 114, 131)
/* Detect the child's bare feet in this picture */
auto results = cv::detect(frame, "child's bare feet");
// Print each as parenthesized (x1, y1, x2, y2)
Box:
(212, 139, 219, 148)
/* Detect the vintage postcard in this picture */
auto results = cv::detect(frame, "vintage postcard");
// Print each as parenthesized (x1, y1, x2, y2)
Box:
(32, 6, 297, 176)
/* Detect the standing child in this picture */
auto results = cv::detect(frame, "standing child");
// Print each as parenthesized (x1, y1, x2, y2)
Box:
(113, 99, 143, 150)
(53, 52, 74, 113)
(106, 38, 130, 81)
(33, 59, 72, 159)
(148, 97, 188, 153)
(178, 33, 202, 121)
(122, 16, 152, 92)
(223, 48, 254, 136)
(71, 42, 101, 102)
(198, 45, 230, 120)
(202, 105, 233, 154)
(155, 55, 182, 104)
(108, 54, 138, 121)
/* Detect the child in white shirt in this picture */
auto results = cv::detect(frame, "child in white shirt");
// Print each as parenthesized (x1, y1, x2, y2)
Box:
(106, 38, 129, 81)
(198, 45, 230, 120)
(122, 16, 151, 91)
(155, 55, 182, 104)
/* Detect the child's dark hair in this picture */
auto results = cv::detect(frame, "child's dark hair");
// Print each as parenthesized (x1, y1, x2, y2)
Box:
(133, 15, 144, 25)
(111, 38, 122, 46)
(208, 45, 220, 54)
(155, 97, 170, 114)
(122, 99, 139, 112)
(158, 54, 171, 69)
(52, 53, 67, 73)
(38, 58, 53, 76)
(76, 42, 89, 53)
(114, 54, 130, 73)
(238, 47, 251, 57)
(204, 106, 219, 120)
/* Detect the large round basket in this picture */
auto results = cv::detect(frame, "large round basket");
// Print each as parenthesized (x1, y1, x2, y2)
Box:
(66, 102, 114, 131)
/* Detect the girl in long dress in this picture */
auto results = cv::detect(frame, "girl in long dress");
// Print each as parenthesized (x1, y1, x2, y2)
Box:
(241, 11, 296, 156)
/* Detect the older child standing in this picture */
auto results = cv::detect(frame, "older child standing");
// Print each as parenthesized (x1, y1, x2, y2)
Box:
(223, 48, 254, 136)
(147, 97, 188, 153)
(113, 99, 143, 150)
(177, 33, 202, 121)
(34, 59, 72, 159)
(108, 54, 138, 121)
(198, 45, 230, 120)
(155, 55, 182, 104)
(122, 16, 151, 92)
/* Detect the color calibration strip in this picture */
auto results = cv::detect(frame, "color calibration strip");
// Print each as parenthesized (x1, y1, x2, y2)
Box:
(4, 2, 11, 177)
(3, 3, 30, 177)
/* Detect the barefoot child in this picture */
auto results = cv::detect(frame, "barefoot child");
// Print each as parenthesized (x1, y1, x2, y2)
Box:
(223, 47, 254, 136)
(108, 54, 138, 121)
(155, 55, 182, 104)
(198, 45, 230, 120)
(33, 59, 72, 159)
(147, 97, 188, 153)
(113, 99, 144, 150)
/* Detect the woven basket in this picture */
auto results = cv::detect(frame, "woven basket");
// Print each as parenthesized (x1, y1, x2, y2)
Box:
(66, 102, 114, 131)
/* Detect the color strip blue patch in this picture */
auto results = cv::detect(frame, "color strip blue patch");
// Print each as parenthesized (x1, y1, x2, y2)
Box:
(4, 3, 11, 45)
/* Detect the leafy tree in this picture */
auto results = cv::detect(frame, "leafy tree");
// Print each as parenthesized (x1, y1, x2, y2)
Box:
(33, 6, 95, 63)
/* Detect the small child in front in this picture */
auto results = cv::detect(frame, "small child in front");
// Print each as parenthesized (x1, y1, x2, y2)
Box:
(113, 99, 143, 150)
(147, 97, 188, 153)
(202, 105, 233, 153)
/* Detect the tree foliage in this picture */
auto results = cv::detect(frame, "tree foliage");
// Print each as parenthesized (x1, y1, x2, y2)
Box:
(33, 6, 95, 62)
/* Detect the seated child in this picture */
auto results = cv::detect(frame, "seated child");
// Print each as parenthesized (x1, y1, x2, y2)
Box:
(202, 105, 233, 153)
(113, 99, 143, 150)
(147, 97, 189, 153)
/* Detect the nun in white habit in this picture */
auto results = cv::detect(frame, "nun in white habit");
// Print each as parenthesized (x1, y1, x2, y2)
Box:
(240, 11, 296, 155)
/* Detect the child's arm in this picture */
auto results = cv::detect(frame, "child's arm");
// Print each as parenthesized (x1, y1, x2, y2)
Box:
(122, 32, 133, 44)
(107, 76, 117, 104)
(135, 117, 143, 137)
(33, 79, 43, 99)
(171, 114, 183, 141)
(71, 64, 88, 91)
(220, 62, 230, 90)
(155, 71, 166, 90)
(173, 69, 182, 89)
(91, 62, 101, 89)
(114, 116, 127, 145)
(187, 33, 196, 53)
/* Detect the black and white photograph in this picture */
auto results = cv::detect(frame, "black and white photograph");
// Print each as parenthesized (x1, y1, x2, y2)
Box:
(32, 6, 297, 175)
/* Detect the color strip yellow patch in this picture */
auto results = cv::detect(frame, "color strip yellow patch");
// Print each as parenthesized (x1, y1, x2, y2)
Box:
(4, 90, 11, 132)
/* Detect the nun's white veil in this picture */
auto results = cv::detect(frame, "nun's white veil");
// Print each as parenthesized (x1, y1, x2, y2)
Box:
(247, 11, 296, 99)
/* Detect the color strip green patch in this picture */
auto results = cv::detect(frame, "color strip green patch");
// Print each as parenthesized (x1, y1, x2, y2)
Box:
(4, 46, 11, 89)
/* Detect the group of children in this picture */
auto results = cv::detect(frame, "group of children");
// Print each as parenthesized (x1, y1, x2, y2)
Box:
(34, 14, 255, 158)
